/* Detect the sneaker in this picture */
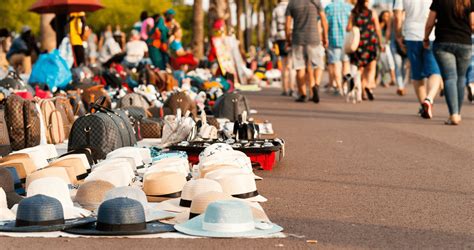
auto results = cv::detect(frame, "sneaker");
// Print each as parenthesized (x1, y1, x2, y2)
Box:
(281, 91, 288, 96)
(396, 88, 406, 96)
(364, 88, 374, 101)
(418, 105, 423, 116)
(312, 86, 320, 103)
(295, 95, 307, 103)
(421, 99, 433, 119)
(467, 85, 473, 103)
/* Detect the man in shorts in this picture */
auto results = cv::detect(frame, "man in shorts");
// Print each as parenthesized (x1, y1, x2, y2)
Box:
(325, 0, 353, 96)
(286, 0, 329, 103)
(394, 0, 442, 119)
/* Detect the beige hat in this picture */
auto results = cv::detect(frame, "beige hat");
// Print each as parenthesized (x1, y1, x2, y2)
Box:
(216, 173, 267, 202)
(156, 179, 223, 213)
(75, 180, 115, 211)
(143, 171, 187, 202)
(49, 157, 88, 181)
(46, 165, 78, 184)
(0, 158, 37, 182)
(57, 154, 91, 171)
(25, 167, 72, 189)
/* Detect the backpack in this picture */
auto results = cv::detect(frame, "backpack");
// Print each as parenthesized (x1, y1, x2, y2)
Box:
(212, 93, 250, 122)
(0, 107, 11, 156)
(163, 91, 197, 118)
(38, 99, 65, 144)
(54, 97, 75, 138)
(68, 97, 136, 160)
(4, 95, 41, 150)
(117, 93, 151, 110)
(67, 90, 87, 117)
(81, 85, 111, 111)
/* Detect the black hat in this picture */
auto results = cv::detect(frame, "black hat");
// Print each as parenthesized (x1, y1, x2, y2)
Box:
(0, 168, 23, 208)
(0, 195, 95, 232)
(65, 197, 175, 235)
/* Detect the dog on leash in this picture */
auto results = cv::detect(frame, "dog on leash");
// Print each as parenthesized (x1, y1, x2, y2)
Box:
(343, 74, 362, 103)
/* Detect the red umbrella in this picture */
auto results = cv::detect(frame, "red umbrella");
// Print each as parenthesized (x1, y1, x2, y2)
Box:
(29, 0, 104, 14)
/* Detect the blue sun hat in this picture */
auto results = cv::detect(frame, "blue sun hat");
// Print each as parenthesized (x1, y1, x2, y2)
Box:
(5, 167, 25, 195)
(174, 200, 282, 238)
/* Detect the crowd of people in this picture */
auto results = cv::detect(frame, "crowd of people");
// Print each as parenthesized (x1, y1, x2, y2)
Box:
(276, 0, 474, 125)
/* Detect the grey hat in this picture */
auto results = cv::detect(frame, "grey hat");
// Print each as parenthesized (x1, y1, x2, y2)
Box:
(65, 198, 175, 235)
(0, 168, 23, 209)
(0, 195, 95, 232)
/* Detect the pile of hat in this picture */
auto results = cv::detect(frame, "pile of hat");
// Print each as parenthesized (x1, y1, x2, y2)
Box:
(0, 143, 282, 237)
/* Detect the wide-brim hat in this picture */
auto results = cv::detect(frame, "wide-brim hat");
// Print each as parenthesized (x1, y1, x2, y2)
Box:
(16, 144, 58, 166)
(174, 200, 282, 238)
(0, 168, 24, 208)
(65, 198, 175, 236)
(74, 180, 116, 211)
(49, 157, 88, 181)
(0, 195, 95, 232)
(26, 167, 72, 189)
(216, 173, 267, 203)
(0, 158, 36, 182)
(143, 171, 187, 202)
(203, 164, 262, 181)
(106, 147, 145, 169)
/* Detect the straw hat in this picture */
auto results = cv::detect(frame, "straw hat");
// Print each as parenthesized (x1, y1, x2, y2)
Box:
(0, 188, 15, 221)
(138, 147, 152, 165)
(0, 153, 30, 163)
(16, 144, 58, 166)
(93, 158, 135, 177)
(143, 171, 187, 202)
(26, 167, 72, 189)
(175, 200, 282, 238)
(56, 154, 91, 172)
(216, 173, 267, 202)
(103, 187, 175, 222)
(0, 168, 23, 208)
(0, 195, 95, 232)
(156, 179, 223, 213)
(75, 180, 115, 211)
(49, 157, 89, 181)
(106, 147, 146, 169)
(201, 163, 262, 180)
(85, 167, 133, 187)
(4, 167, 25, 195)
(146, 157, 190, 177)
(25, 177, 92, 219)
(198, 143, 234, 163)
(0, 158, 36, 182)
(46, 165, 78, 184)
(64, 198, 174, 236)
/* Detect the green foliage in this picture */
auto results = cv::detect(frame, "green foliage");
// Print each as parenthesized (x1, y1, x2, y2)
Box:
(0, 0, 40, 34)
(173, 5, 193, 47)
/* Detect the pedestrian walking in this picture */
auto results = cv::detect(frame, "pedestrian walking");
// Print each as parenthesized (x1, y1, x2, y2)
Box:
(285, 0, 329, 103)
(347, 0, 384, 101)
(69, 12, 86, 66)
(424, 0, 473, 125)
(325, 0, 353, 96)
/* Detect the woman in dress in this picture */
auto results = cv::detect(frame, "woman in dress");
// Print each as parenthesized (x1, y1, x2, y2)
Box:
(347, 0, 384, 101)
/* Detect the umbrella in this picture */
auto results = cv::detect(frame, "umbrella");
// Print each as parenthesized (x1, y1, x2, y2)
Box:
(29, 0, 103, 14)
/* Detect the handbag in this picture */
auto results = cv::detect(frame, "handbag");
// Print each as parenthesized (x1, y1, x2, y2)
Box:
(161, 109, 195, 147)
(344, 26, 360, 54)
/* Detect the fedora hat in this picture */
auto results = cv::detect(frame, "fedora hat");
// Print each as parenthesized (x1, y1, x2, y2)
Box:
(74, 180, 115, 211)
(0, 158, 36, 182)
(5, 167, 25, 195)
(64, 197, 174, 235)
(106, 147, 146, 169)
(201, 163, 262, 180)
(16, 144, 58, 162)
(198, 143, 233, 163)
(156, 179, 223, 213)
(138, 147, 152, 165)
(49, 157, 89, 181)
(92, 158, 135, 178)
(0, 194, 95, 232)
(46, 166, 78, 184)
(0, 188, 15, 221)
(57, 154, 91, 173)
(26, 167, 72, 189)
(0, 153, 30, 162)
(85, 166, 134, 187)
(147, 157, 190, 177)
(25, 177, 91, 219)
(174, 200, 282, 238)
(0, 168, 23, 208)
(216, 173, 267, 202)
(103, 187, 175, 222)
(143, 171, 187, 202)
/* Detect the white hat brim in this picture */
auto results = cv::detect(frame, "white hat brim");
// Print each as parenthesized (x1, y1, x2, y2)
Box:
(144, 206, 176, 222)
(153, 199, 190, 213)
(0, 208, 15, 221)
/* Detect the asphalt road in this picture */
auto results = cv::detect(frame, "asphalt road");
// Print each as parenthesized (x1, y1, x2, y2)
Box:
(2, 85, 473, 249)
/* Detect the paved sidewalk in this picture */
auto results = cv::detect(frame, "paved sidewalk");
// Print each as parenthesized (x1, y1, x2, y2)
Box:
(2, 87, 473, 249)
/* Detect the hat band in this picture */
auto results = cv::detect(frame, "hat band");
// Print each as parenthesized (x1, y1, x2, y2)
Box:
(96, 221, 147, 232)
(232, 190, 259, 199)
(202, 220, 255, 233)
(147, 191, 182, 199)
(189, 212, 200, 219)
(179, 198, 191, 208)
(15, 218, 65, 227)
(77, 173, 88, 180)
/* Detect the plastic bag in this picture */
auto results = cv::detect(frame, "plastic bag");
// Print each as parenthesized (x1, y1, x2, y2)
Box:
(29, 49, 72, 91)
(58, 37, 74, 68)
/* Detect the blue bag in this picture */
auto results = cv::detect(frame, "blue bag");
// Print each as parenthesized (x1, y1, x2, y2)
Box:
(29, 49, 72, 91)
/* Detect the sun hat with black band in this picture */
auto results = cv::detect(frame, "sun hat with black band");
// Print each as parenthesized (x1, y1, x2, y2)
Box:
(174, 200, 282, 238)
(5, 167, 25, 195)
(74, 180, 116, 211)
(0, 194, 95, 232)
(64, 197, 175, 235)
(0, 168, 23, 208)
(25, 167, 72, 189)
(214, 173, 267, 202)
(156, 179, 223, 213)
(49, 157, 89, 181)
(143, 171, 187, 202)
(0, 158, 36, 183)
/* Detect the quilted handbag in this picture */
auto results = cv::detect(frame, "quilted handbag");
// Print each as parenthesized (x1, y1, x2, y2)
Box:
(5, 95, 41, 150)
(0, 108, 11, 156)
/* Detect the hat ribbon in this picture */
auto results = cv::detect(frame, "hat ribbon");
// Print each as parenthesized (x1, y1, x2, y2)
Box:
(179, 198, 191, 208)
(96, 221, 147, 232)
(202, 220, 255, 233)
(15, 218, 65, 227)
(77, 173, 88, 180)
(232, 190, 259, 199)
(147, 191, 182, 199)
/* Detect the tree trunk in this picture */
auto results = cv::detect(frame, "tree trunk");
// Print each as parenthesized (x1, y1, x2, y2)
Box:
(191, 0, 204, 59)
(40, 14, 56, 52)
(244, 0, 252, 51)
(264, 1, 274, 48)
(257, 1, 264, 48)
(236, 0, 245, 53)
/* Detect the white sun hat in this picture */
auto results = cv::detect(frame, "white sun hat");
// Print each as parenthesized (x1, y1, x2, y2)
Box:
(106, 147, 146, 169)
(156, 179, 223, 213)
(145, 157, 190, 177)
(92, 160, 135, 179)
(216, 173, 267, 202)
(103, 186, 175, 222)
(16, 144, 58, 169)
(174, 200, 282, 238)
(203, 166, 262, 181)
(85, 167, 134, 187)
(24, 177, 91, 219)
(0, 188, 15, 221)
(94, 157, 136, 172)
